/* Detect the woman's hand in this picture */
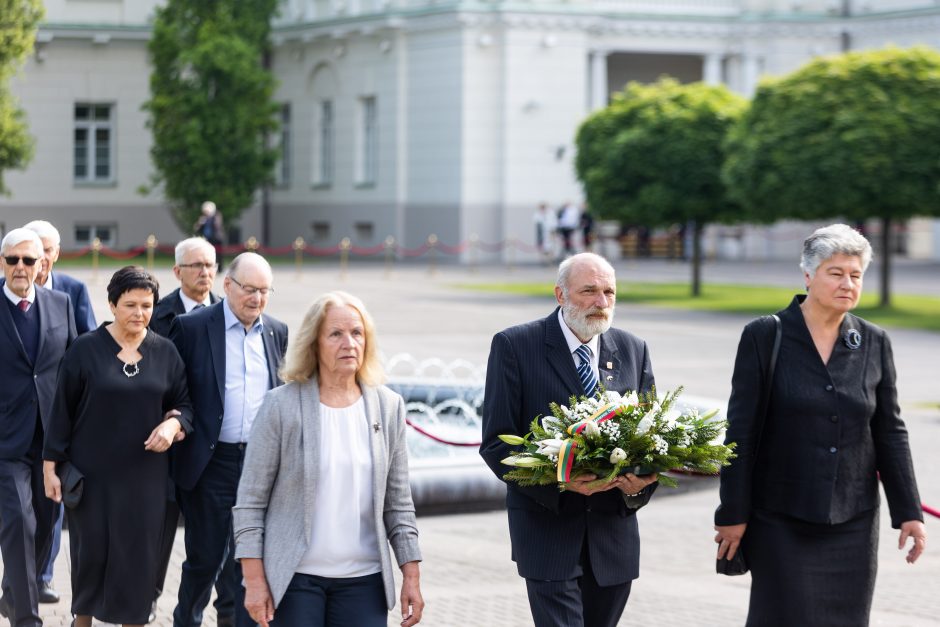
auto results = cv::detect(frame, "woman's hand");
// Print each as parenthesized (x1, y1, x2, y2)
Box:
(899, 520, 927, 564)
(43, 461, 61, 503)
(399, 561, 424, 627)
(242, 558, 275, 627)
(145, 415, 182, 453)
(714, 523, 747, 560)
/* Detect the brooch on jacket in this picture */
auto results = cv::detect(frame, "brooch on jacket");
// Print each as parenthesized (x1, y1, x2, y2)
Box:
(843, 328, 862, 350)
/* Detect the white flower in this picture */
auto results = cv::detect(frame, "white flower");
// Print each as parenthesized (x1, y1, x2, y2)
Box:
(536, 438, 564, 456)
(602, 390, 622, 404)
(501, 455, 549, 468)
(620, 391, 639, 408)
(582, 420, 601, 439)
(651, 434, 669, 455)
(541, 417, 563, 432)
(558, 405, 571, 419)
(636, 401, 661, 434)
(609, 448, 627, 463)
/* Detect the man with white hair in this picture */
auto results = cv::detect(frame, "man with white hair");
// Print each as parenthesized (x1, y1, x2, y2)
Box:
(0, 229, 76, 626)
(480, 252, 658, 627)
(23, 220, 97, 335)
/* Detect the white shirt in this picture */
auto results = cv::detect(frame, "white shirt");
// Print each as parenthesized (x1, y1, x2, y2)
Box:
(296, 398, 382, 578)
(557, 309, 600, 382)
(218, 299, 269, 443)
(3, 284, 35, 311)
(178, 290, 211, 313)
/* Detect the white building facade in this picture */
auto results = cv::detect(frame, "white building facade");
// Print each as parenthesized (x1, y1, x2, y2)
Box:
(1, 0, 939, 259)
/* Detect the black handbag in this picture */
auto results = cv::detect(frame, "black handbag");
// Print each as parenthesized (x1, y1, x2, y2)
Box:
(715, 314, 781, 577)
(58, 461, 85, 509)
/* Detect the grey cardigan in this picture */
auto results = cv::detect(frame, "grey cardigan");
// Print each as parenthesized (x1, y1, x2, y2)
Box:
(233, 379, 422, 609)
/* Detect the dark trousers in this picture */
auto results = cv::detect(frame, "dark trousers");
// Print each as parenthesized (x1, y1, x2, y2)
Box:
(174, 443, 250, 627)
(524, 543, 632, 627)
(271, 573, 386, 627)
(0, 455, 56, 627)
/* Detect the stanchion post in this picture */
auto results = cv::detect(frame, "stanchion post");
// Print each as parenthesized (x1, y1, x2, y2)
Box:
(91, 237, 102, 284)
(146, 234, 157, 272)
(468, 233, 479, 274)
(384, 235, 395, 279)
(427, 234, 438, 276)
(245, 236, 259, 252)
(293, 237, 305, 279)
(340, 237, 351, 280)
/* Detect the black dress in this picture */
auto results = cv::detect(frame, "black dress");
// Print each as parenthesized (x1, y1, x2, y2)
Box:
(44, 325, 193, 624)
(717, 295, 923, 627)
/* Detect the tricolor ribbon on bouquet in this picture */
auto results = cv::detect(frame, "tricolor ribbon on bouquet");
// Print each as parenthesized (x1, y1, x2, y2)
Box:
(565, 402, 619, 437)
(556, 402, 622, 482)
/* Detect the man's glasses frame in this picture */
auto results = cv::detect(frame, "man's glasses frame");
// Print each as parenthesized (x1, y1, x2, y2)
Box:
(3, 256, 39, 267)
(178, 262, 219, 271)
(229, 276, 274, 296)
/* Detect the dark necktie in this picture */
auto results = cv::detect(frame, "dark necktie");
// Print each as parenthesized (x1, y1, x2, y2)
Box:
(192, 304, 206, 310)
(575, 344, 598, 397)
(18, 299, 29, 313)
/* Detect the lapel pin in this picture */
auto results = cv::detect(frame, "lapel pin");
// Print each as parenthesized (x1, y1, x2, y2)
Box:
(606, 361, 613, 369)
(606, 375, 613, 381)
(373, 423, 381, 432)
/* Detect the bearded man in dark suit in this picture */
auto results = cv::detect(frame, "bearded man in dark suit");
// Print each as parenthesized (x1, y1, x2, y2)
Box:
(480, 252, 658, 627)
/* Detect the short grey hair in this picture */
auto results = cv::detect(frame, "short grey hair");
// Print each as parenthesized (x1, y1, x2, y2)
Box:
(175, 237, 217, 265)
(1, 228, 43, 256)
(556, 253, 615, 297)
(23, 220, 61, 248)
(800, 223, 872, 276)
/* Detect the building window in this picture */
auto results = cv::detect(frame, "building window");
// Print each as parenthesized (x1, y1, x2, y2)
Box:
(311, 221, 331, 242)
(74, 103, 114, 183)
(356, 96, 377, 186)
(75, 224, 117, 247)
(275, 103, 292, 187)
(313, 100, 333, 186)
(354, 221, 374, 241)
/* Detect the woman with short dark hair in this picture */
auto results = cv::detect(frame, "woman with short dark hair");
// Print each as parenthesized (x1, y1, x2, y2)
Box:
(715, 224, 927, 626)
(43, 266, 193, 627)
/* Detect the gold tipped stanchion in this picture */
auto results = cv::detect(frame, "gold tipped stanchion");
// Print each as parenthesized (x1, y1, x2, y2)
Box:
(91, 237, 102, 284)
(146, 234, 157, 272)
(468, 233, 479, 274)
(427, 234, 438, 276)
(293, 237, 305, 279)
(245, 236, 259, 252)
(384, 236, 395, 279)
(340, 237, 351, 280)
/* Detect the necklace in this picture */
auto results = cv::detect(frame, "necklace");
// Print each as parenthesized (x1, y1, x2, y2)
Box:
(122, 361, 140, 378)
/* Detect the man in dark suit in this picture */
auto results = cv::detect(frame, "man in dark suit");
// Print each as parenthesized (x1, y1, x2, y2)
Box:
(22, 220, 97, 605)
(0, 229, 76, 626)
(148, 236, 223, 624)
(170, 252, 288, 627)
(480, 252, 658, 627)
(25, 220, 97, 335)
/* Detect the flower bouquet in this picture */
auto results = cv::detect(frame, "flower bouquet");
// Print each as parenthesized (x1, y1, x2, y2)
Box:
(499, 387, 734, 489)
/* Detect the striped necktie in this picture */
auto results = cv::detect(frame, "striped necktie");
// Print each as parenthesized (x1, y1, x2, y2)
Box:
(574, 344, 597, 397)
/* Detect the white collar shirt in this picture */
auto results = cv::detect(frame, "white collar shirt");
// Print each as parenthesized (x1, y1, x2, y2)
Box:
(4, 283, 35, 310)
(178, 290, 211, 313)
(219, 298, 270, 443)
(557, 308, 600, 381)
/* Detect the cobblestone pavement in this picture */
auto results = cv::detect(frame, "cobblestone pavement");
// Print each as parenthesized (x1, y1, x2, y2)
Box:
(5, 259, 940, 626)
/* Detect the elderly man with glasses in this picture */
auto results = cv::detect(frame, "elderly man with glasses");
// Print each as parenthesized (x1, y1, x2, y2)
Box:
(0, 229, 76, 626)
(168, 252, 288, 627)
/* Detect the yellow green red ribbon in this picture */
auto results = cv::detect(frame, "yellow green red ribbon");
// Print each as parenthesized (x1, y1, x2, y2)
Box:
(557, 439, 578, 482)
(566, 402, 619, 436)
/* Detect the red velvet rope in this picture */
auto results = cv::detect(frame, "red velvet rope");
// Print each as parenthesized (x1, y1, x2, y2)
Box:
(404, 418, 481, 448)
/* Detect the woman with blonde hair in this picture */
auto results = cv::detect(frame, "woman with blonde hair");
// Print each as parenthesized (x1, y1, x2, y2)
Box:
(234, 291, 423, 627)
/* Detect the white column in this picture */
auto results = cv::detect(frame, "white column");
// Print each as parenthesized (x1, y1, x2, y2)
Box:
(742, 53, 761, 95)
(703, 52, 723, 85)
(589, 50, 609, 111)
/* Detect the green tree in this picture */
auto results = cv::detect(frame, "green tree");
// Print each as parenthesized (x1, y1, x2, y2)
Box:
(0, 0, 44, 194)
(723, 46, 940, 306)
(575, 78, 746, 295)
(143, 0, 280, 236)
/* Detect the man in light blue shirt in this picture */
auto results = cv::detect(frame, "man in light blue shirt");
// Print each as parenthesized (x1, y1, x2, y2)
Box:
(169, 253, 289, 627)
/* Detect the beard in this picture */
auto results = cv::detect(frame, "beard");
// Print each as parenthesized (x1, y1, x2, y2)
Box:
(562, 301, 614, 339)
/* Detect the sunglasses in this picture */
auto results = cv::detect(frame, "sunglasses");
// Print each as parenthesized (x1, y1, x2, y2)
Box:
(3, 256, 39, 267)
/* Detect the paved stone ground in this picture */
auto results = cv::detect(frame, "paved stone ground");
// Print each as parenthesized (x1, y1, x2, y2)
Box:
(6, 258, 940, 626)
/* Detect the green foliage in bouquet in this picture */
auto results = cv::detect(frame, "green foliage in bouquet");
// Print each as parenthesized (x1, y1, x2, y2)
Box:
(499, 387, 735, 489)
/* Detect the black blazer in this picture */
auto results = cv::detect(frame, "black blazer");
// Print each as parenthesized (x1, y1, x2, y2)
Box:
(480, 308, 656, 585)
(149, 287, 220, 338)
(168, 301, 288, 491)
(0, 288, 77, 459)
(716, 295, 922, 529)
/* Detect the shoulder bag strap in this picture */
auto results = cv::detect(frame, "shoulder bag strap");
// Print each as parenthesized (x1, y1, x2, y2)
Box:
(750, 314, 782, 460)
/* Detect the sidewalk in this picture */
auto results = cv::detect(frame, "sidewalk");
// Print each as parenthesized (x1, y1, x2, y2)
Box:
(5, 261, 939, 626)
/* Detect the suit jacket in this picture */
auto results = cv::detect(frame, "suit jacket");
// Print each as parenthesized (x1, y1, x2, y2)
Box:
(716, 295, 922, 528)
(0, 288, 77, 459)
(168, 300, 288, 491)
(233, 381, 422, 610)
(51, 272, 96, 335)
(149, 287, 220, 338)
(480, 308, 656, 585)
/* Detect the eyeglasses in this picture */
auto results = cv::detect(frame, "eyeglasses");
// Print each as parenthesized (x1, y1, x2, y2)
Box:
(3, 256, 39, 267)
(178, 262, 219, 271)
(229, 276, 274, 296)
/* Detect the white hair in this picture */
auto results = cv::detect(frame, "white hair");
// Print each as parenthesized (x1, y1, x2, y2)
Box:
(175, 237, 217, 265)
(800, 223, 873, 276)
(1, 228, 43, 256)
(23, 220, 61, 248)
(556, 252, 615, 297)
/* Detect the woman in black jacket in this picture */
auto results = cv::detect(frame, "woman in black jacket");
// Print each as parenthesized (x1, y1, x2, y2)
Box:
(714, 223, 926, 626)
